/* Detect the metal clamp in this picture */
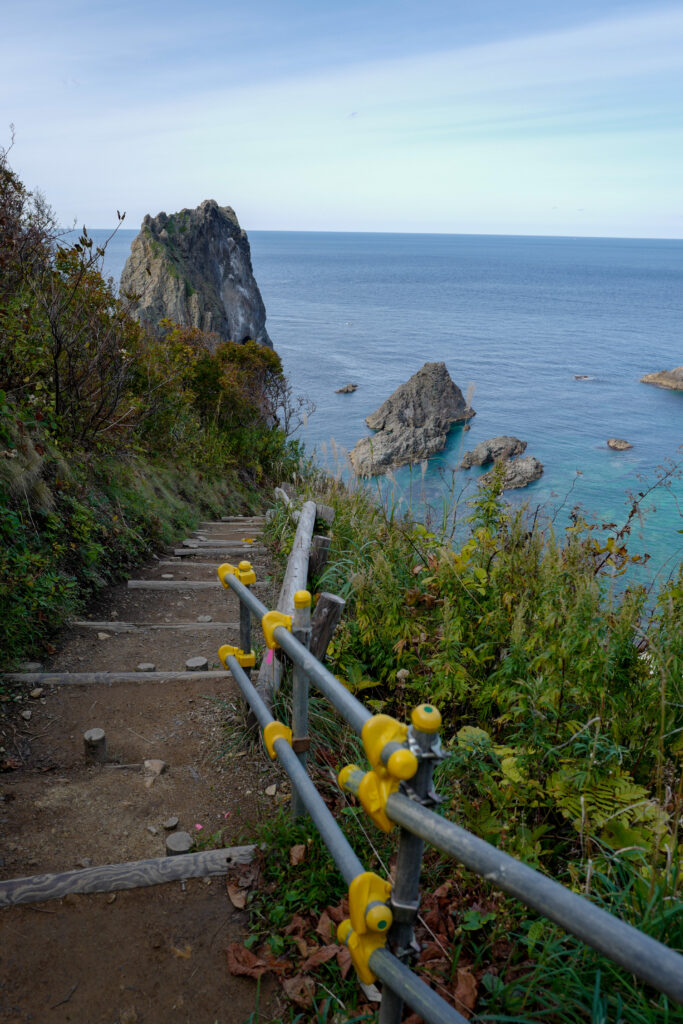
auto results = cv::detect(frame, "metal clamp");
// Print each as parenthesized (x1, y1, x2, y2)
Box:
(339, 715, 418, 832)
(337, 871, 393, 984)
(217, 561, 257, 587)
(218, 644, 256, 669)
(261, 609, 292, 649)
(263, 720, 292, 760)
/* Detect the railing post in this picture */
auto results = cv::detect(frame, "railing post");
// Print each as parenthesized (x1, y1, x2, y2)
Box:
(291, 590, 312, 818)
(379, 704, 443, 1024)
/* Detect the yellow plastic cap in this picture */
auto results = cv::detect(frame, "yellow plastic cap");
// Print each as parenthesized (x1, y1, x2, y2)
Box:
(365, 902, 393, 933)
(337, 919, 353, 945)
(411, 704, 442, 733)
(386, 747, 418, 780)
(294, 589, 312, 609)
(238, 560, 252, 572)
(338, 764, 361, 790)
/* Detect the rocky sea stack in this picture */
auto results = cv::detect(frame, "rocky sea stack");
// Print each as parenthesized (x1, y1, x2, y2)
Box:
(349, 362, 474, 477)
(120, 200, 271, 346)
(640, 366, 683, 391)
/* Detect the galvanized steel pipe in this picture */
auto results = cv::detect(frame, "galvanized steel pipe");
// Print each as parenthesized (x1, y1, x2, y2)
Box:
(369, 948, 468, 1024)
(386, 793, 683, 1005)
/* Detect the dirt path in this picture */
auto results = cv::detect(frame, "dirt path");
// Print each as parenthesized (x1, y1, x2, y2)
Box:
(0, 517, 284, 1024)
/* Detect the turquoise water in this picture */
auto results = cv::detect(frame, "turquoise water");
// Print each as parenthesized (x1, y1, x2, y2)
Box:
(101, 228, 683, 584)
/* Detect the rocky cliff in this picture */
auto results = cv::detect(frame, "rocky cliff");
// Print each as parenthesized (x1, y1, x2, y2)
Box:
(120, 200, 271, 346)
(349, 362, 474, 476)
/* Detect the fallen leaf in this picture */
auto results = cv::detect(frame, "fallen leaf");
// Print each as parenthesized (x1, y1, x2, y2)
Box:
(316, 910, 335, 942)
(454, 967, 478, 1015)
(302, 944, 339, 971)
(281, 974, 315, 1009)
(326, 900, 348, 924)
(289, 843, 306, 866)
(293, 936, 308, 958)
(225, 943, 271, 978)
(284, 915, 307, 937)
(226, 882, 247, 909)
(433, 881, 452, 900)
(336, 946, 353, 979)
(170, 944, 192, 959)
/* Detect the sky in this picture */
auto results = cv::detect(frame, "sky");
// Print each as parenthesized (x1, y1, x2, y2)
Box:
(2, 0, 683, 237)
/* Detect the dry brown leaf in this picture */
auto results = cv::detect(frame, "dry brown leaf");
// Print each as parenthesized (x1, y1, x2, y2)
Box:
(419, 941, 449, 965)
(226, 881, 247, 909)
(433, 881, 452, 900)
(284, 914, 307, 936)
(302, 944, 339, 971)
(454, 967, 478, 1015)
(293, 936, 308, 958)
(326, 900, 348, 924)
(336, 946, 353, 979)
(281, 974, 315, 1008)
(289, 843, 306, 866)
(316, 910, 335, 942)
(170, 944, 192, 960)
(225, 943, 271, 979)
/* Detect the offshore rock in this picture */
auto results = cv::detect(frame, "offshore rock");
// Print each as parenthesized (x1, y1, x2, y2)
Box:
(607, 438, 633, 450)
(640, 366, 683, 390)
(483, 455, 543, 490)
(120, 201, 271, 346)
(460, 436, 526, 469)
(349, 362, 474, 477)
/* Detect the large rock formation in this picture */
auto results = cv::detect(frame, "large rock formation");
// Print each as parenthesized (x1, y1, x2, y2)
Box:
(460, 436, 526, 469)
(482, 455, 543, 490)
(349, 362, 474, 477)
(120, 200, 271, 346)
(640, 367, 683, 390)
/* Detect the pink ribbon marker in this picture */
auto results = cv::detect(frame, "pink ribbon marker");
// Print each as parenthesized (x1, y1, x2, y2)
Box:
(266, 649, 274, 665)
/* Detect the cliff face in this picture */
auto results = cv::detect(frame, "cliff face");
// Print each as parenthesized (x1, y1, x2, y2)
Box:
(120, 200, 271, 346)
(349, 362, 474, 476)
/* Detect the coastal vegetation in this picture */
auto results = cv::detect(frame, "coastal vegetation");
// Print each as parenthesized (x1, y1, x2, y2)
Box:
(0, 142, 300, 682)
(245, 469, 682, 1021)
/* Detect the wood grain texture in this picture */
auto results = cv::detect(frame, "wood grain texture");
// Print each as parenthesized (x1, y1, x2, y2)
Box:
(73, 620, 240, 632)
(4, 670, 231, 686)
(0, 845, 256, 907)
(309, 593, 346, 661)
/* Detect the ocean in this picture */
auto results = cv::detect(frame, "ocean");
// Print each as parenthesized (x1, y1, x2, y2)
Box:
(99, 228, 683, 586)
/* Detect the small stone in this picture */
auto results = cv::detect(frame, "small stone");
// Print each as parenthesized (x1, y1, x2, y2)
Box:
(107, 893, 117, 904)
(197, 615, 213, 623)
(265, 784, 277, 797)
(20, 661, 43, 673)
(97, 632, 111, 640)
(166, 831, 193, 856)
(161, 573, 174, 580)
(137, 662, 156, 672)
(163, 816, 179, 830)
(185, 656, 208, 672)
(29, 687, 44, 699)
(20, 710, 32, 721)
(76, 857, 93, 868)
(120, 1008, 139, 1024)
(147, 825, 159, 836)
(202, 876, 212, 885)
(143, 759, 167, 776)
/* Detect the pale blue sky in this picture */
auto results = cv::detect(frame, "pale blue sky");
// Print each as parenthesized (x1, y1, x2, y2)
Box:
(2, 1, 682, 236)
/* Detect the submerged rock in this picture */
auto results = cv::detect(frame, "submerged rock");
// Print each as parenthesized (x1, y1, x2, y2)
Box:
(483, 455, 543, 490)
(460, 436, 526, 469)
(607, 438, 633, 450)
(349, 362, 474, 476)
(120, 201, 271, 346)
(336, 383, 358, 394)
(640, 366, 683, 391)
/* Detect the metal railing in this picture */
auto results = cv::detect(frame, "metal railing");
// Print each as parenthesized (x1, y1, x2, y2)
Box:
(217, 560, 683, 1023)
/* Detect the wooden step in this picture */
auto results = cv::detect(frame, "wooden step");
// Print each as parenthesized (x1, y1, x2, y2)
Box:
(4, 670, 232, 686)
(172, 548, 267, 558)
(0, 845, 255, 907)
(73, 620, 239, 633)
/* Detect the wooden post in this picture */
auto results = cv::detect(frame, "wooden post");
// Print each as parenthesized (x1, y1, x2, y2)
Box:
(308, 535, 331, 582)
(309, 593, 346, 662)
(83, 728, 107, 764)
